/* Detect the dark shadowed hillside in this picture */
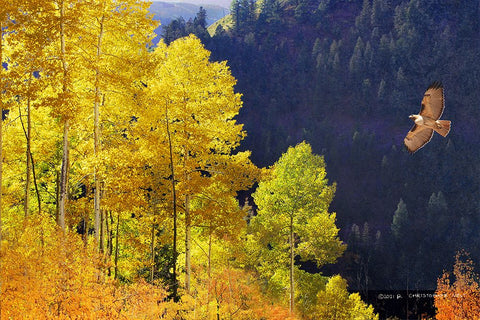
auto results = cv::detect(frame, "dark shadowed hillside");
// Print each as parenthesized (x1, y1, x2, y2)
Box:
(162, 1, 480, 318)
(170, 0, 480, 294)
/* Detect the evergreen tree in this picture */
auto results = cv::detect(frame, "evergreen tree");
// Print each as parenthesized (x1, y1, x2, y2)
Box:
(162, 17, 187, 45)
(231, 0, 255, 32)
(391, 198, 408, 240)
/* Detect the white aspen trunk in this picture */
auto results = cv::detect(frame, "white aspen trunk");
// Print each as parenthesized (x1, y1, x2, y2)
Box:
(206, 231, 212, 316)
(185, 194, 191, 294)
(58, 121, 69, 230)
(165, 102, 178, 300)
(24, 73, 33, 217)
(114, 214, 120, 279)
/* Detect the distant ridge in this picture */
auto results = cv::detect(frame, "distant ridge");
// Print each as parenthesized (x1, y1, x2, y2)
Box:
(149, 1, 229, 26)
(151, 0, 232, 9)
(149, 1, 229, 42)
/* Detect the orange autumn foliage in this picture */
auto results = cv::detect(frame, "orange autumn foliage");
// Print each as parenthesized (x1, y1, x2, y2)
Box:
(208, 268, 295, 320)
(435, 251, 480, 320)
(0, 215, 177, 319)
(185, 262, 294, 320)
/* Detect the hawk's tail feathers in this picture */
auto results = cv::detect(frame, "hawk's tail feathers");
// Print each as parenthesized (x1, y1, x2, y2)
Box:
(435, 120, 451, 137)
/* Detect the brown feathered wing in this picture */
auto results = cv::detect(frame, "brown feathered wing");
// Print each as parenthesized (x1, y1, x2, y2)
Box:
(419, 81, 444, 120)
(404, 125, 434, 153)
(404, 81, 445, 153)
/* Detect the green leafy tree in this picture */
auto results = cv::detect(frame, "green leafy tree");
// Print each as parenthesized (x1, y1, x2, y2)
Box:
(252, 141, 345, 314)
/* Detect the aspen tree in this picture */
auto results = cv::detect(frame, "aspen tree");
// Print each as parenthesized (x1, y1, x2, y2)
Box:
(0, 5, 14, 314)
(160, 36, 246, 294)
(145, 35, 256, 296)
(7, 2, 51, 216)
(314, 275, 378, 319)
(0, 0, 15, 240)
(131, 41, 180, 296)
(36, 0, 86, 230)
(78, 0, 156, 248)
(191, 181, 253, 311)
(252, 142, 345, 314)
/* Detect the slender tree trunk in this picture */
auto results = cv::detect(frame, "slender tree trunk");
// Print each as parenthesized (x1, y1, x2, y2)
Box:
(30, 150, 41, 214)
(289, 214, 294, 315)
(181, 93, 192, 295)
(55, 170, 60, 223)
(82, 200, 88, 245)
(185, 194, 191, 294)
(150, 223, 155, 283)
(24, 80, 32, 217)
(58, 120, 69, 230)
(105, 210, 110, 251)
(207, 231, 212, 316)
(94, 174, 101, 242)
(114, 213, 120, 280)
(94, 12, 105, 247)
(99, 209, 104, 253)
(57, 0, 69, 230)
(208, 232, 212, 280)
(106, 211, 114, 276)
(105, 210, 111, 275)
(19, 89, 41, 215)
(165, 102, 178, 301)
(108, 211, 114, 255)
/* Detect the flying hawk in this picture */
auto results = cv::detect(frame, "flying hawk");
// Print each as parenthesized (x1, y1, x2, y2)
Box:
(404, 81, 451, 153)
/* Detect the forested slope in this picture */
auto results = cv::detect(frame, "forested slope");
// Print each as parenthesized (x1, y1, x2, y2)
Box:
(172, 0, 480, 291)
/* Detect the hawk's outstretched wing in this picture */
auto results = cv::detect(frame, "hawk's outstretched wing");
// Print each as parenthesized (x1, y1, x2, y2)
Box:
(419, 81, 444, 120)
(404, 124, 434, 154)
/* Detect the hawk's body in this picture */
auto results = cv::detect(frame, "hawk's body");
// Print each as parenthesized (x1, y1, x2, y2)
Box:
(404, 82, 451, 153)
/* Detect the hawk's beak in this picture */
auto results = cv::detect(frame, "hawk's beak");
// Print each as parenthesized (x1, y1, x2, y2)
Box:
(409, 115, 415, 119)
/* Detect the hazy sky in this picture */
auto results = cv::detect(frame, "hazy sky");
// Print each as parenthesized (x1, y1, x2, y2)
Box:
(151, 0, 231, 8)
